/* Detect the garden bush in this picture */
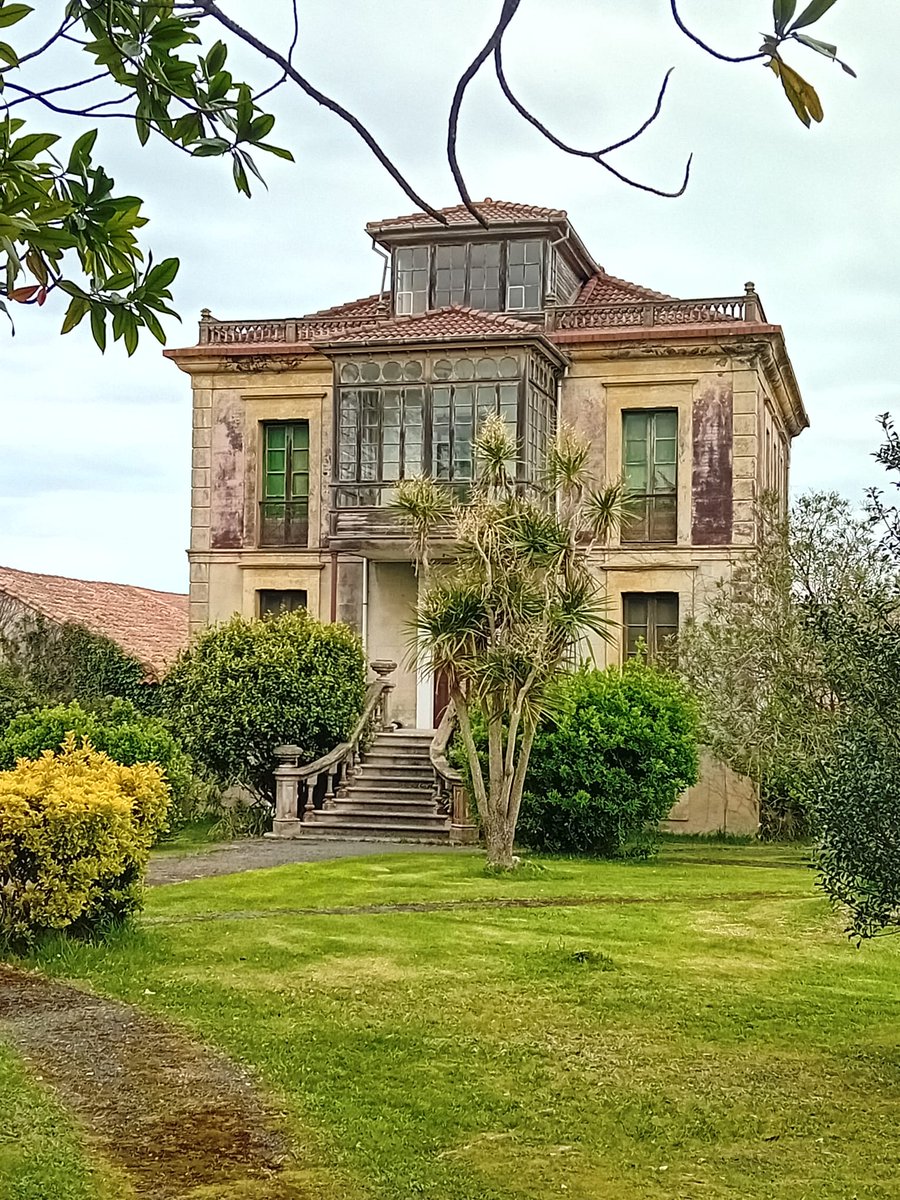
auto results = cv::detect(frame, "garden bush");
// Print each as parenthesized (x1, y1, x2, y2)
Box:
(0, 699, 201, 832)
(0, 665, 36, 733)
(161, 610, 367, 805)
(0, 614, 152, 709)
(516, 662, 700, 857)
(0, 736, 169, 945)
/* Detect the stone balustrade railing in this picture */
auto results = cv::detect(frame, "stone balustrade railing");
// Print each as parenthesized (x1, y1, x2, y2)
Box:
(546, 283, 766, 332)
(429, 699, 476, 844)
(270, 661, 396, 838)
(196, 284, 766, 347)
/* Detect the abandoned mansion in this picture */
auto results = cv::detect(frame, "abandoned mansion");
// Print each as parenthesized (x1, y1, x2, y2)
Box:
(166, 199, 808, 835)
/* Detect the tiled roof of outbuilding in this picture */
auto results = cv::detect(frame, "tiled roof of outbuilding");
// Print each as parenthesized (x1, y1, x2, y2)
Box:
(0, 565, 188, 679)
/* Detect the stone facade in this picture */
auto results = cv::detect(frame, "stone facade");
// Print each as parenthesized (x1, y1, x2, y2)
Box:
(167, 201, 807, 835)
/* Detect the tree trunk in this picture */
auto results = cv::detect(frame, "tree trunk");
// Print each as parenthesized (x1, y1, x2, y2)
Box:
(483, 815, 516, 870)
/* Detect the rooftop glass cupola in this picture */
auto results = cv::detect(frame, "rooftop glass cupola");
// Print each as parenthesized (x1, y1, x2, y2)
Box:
(364, 200, 598, 319)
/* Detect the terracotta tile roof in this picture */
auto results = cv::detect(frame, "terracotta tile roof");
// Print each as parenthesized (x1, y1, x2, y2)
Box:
(0, 565, 188, 679)
(313, 304, 550, 347)
(303, 294, 386, 319)
(366, 199, 568, 233)
(576, 269, 674, 305)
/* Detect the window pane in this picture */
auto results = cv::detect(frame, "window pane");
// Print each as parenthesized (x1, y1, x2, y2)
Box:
(266, 426, 285, 450)
(259, 589, 307, 617)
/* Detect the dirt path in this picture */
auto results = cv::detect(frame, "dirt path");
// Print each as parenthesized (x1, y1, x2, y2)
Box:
(148, 837, 469, 886)
(0, 965, 301, 1199)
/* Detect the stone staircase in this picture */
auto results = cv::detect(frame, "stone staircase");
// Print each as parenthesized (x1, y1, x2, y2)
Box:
(300, 729, 451, 842)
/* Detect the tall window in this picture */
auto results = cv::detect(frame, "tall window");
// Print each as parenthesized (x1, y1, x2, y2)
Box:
(258, 589, 307, 617)
(507, 239, 542, 310)
(623, 593, 679, 661)
(334, 351, 556, 507)
(260, 421, 309, 546)
(393, 239, 543, 315)
(621, 409, 677, 543)
(396, 247, 429, 314)
(468, 242, 502, 311)
(433, 244, 468, 307)
(431, 356, 519, 482)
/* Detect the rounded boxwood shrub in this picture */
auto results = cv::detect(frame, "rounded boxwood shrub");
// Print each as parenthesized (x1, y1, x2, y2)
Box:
(0, 699, 198, 833)
(0, 736, 169, 945)
(516, 662, 700, 857)
(161, 610, 367, 806)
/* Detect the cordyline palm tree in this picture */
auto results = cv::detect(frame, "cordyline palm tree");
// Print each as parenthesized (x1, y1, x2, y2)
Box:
(394, 416, 625, 869)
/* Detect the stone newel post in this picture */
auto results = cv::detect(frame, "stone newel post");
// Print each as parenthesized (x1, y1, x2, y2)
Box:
(270, 744, 303, 839)
(369, 659, 397, 729)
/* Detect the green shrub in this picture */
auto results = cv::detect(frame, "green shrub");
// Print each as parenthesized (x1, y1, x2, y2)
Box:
(516, 663, 700, 857)
(0, 665, 36, 732)
(0, 699, 200, 833)
(0, 736, 169, 945)
(0, 614, 151, 708)
(161, 610, 367, 806)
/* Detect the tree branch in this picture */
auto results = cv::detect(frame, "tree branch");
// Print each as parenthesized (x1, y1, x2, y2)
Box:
(670, 0, 767, 64)
(447, 0, 521, 226)
(494, 37, 691, 198)
(195, 0, 447, 224)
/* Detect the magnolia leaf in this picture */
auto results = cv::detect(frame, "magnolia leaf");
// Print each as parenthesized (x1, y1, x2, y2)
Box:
(794, 33, 857, 76)
(773, 0, 798, 35)
(767, 57, 824, 126)
(0, 5, 32, 29)
(791, 0, 839, 31)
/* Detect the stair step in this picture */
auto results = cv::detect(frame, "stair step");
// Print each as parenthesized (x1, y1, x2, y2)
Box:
(299, 825, 449, 843)
(354, 768, 433, 783)
(340, 782, 434, 801)
(355, 777, 434, 787)
(365, 747, 432, 762)
(372, 733, 435, 746)
(303, 813, 449, 833)
(328, 800, 440, 816)
(311, 809, 448, 827)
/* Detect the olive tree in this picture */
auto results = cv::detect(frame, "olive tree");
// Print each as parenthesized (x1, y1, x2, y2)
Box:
(395, 417, 624, 869)
(677, 492, 896, 838)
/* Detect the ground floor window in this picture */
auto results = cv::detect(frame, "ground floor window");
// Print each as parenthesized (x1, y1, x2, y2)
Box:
(258, 589, 308, 618)
(623, 592, 679, 661)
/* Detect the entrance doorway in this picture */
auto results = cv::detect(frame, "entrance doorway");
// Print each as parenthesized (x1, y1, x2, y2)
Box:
(433, 668, 451, 727)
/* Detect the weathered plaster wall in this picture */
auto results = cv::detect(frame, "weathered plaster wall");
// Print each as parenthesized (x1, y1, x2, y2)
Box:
(366, 561, 418, 726)
(663, 752, 759, 836)
(210, 393, 245, 550)
(692, 377, 733, 545)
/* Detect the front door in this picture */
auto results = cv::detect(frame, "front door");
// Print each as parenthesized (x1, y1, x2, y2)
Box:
(433, 668, 452, 728)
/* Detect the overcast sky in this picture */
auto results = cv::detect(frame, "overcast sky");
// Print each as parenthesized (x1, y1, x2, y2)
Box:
(1, 1, 897, 593)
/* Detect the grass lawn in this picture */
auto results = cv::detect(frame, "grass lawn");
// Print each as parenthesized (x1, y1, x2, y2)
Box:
(9, 842, 900, 1199)
(0, 1043, 124, 1200)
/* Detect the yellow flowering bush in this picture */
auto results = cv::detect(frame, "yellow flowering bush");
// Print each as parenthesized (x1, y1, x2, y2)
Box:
(0, 735, 169, 944)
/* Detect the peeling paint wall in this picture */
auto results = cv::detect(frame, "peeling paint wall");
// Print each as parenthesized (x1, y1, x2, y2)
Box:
(691, 377, 733, 545)
(210, 395, 245, 549)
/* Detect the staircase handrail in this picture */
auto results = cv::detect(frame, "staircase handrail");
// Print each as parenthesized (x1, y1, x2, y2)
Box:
(273, 675, 394, 823)
(291, 678, 390, 780)
(430, 698, 463, 791)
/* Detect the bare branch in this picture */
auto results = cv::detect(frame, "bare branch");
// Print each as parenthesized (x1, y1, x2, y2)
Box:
(195, 0, 448, 224)
(670, 0, 767, 64)
(494, 38, 691, 198)
(447, 0, 521, 226)
(253, 0, 300, 104)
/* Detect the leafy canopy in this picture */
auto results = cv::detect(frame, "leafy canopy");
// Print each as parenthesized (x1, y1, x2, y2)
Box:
(161, 609, 366, 806)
